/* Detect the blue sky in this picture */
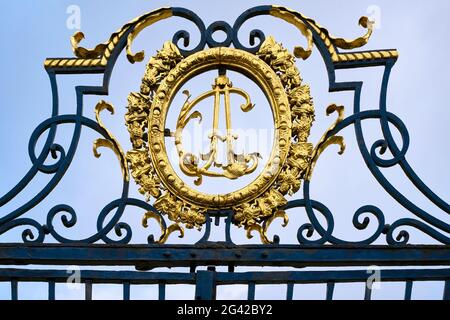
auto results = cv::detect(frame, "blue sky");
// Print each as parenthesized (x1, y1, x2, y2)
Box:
(0, 0, 448, 299)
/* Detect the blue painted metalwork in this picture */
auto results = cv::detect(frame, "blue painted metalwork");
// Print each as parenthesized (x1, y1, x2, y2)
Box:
(0, 268, 449, 300)
(0, 5, 449, 300)
(0, 244, 448, 268)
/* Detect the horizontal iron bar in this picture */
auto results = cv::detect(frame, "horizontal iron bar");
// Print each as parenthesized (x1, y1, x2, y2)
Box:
(215, 268, 450, 284)
(0, 268, 194, 284)
(0, 244, 449, 268)
(0, 268, 448, 285)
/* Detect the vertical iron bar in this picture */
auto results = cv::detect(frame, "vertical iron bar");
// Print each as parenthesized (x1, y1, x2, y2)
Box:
(85, 280, 92, 300)
(195, 268, 216, 300)
(11, 280, 18, 300)
(364, 284, 372, 300)
(48, 281, 55, 300)
(224, 212, 233, 244)
(286, 282, 294, 300)
(443, 280, 450, 301)
(326, 282, 335, 300)
(158, 283, 166, 300)
(123, 282, 130, 300)
(404, 280, 413, 300)
(247, 282, 255, 300)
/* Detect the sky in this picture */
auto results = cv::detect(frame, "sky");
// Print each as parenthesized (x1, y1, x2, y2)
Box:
(0, 0, 449, 300)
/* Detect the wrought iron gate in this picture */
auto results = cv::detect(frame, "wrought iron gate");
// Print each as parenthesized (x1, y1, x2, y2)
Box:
(0, 5, 449, 300)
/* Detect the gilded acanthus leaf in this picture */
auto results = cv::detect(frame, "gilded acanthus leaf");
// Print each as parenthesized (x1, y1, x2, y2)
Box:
(234, 189, 287, 228)
(154, 192, 206, 229)
(140, 41, 183, 95)
(142, 210, 184, 244)
(126, 149, 161, 199)
(71, 31, 107, 59)
(125, 92, 150, 149)
(92, 101, 129, 181)
(257, 36, 315, 198)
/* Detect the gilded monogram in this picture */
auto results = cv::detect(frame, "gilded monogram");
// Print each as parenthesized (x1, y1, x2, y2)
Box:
(172, 74, 260, 186)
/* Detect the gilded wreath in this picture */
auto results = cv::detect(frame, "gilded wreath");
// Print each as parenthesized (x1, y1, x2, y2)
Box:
(124, 36, 315, 243)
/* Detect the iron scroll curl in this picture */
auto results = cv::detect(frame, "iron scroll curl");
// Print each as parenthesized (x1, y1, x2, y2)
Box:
(0, 5, 448, 245)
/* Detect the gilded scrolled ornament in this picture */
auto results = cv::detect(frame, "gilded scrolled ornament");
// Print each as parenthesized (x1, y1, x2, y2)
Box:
(125, 37, 318, 242)
(69, 7, 403, 245)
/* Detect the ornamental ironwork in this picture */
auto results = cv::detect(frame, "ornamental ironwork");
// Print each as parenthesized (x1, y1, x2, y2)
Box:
(1, 5, 448, 246)
(0, 6, 449, 301)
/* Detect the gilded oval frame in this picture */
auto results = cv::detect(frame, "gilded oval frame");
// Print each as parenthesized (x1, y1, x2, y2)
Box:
(149, 47, 291, 209)
(125, 37, 315, 238)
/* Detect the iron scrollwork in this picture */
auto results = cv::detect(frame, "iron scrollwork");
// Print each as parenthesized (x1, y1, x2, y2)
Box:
(0, 6, 448, 246)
